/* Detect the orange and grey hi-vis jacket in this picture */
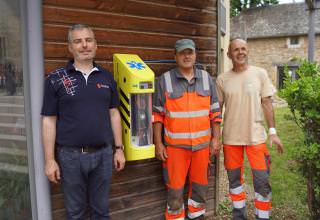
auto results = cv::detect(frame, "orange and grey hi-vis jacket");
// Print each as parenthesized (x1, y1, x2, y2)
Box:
(152, 68, 222, 151)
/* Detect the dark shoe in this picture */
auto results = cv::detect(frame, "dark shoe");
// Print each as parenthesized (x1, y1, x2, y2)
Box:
(193, 215, 205, 220)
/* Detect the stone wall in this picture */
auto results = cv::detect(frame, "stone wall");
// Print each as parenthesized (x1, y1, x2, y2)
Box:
(247, 35, 320, 87)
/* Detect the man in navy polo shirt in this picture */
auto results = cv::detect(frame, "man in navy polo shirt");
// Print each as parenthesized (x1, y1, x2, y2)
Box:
(41, 24, 125, 220)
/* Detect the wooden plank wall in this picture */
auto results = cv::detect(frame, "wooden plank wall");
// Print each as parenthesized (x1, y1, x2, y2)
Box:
(43, 0, 218, 219)
(43, 0, 217, 76)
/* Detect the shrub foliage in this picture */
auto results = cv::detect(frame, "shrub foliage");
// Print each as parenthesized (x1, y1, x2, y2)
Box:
(280, 60, 320, 219)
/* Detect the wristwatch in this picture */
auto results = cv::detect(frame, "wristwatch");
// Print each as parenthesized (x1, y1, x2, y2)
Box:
(115, 145, 124, 151)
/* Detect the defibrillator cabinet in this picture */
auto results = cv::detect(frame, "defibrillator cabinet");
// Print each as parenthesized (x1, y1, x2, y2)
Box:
(113, 54, 155, 161)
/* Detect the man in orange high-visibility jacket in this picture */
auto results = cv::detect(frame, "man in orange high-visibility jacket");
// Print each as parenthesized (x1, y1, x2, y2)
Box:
(153, 39, 222, 220)
(216, 38, 284, 220)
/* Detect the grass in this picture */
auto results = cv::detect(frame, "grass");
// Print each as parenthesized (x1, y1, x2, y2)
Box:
(263, 107, 309, 219)
(216, 107, 310, 219)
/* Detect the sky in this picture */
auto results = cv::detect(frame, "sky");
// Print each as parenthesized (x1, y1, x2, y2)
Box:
(278, 0, 304, 3)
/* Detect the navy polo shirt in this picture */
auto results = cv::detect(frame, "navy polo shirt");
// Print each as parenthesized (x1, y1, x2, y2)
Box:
(41, 60, 120, 147)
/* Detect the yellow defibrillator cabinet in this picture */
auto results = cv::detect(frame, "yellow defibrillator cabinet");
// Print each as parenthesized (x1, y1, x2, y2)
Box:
(113, 54, 155, 161)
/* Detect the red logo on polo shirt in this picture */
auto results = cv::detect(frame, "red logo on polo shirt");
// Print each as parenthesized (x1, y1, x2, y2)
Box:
(97, 83, 109, 89)
(60, 74, 77, 96)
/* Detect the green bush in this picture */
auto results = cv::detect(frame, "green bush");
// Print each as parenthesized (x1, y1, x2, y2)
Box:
(280, 59, 320, 219)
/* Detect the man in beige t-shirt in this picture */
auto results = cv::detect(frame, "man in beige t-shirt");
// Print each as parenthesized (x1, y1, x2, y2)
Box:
(216, 38, 283, 220)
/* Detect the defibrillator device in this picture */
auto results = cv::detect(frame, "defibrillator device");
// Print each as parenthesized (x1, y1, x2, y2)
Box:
(113, 54, 155, 161)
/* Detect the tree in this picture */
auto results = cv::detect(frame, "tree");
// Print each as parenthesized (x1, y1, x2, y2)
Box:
(231, 0, 279, 17)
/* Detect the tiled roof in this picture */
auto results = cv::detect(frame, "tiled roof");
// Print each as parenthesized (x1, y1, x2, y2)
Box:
(231, 3, 320, 39)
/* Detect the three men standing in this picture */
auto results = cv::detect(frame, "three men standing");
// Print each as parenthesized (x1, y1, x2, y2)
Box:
(153, 39, 222, 220)
(41, 24, 283, 220)
(216, 38, 284, 220)
(41, 24, 125, 220)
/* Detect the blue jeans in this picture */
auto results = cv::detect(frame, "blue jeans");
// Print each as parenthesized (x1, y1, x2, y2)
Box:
(57, 145, 113, 220)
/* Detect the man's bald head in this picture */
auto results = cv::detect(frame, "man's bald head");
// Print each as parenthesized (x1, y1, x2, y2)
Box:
(228, 38, 247, 53)
(227, 38, 249, 69)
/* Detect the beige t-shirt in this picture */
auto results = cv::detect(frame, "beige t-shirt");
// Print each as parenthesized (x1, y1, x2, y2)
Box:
(216, 66, 275, 145)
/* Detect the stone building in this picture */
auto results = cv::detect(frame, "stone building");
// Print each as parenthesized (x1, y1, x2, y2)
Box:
(231, 3, 320, 88)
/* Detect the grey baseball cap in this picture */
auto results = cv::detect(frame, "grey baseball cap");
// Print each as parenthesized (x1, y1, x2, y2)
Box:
(174, 39, 196, 53)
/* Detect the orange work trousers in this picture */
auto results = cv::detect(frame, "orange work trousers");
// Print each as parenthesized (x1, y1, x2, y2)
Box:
(163, 146, 209, 220)
(224, 143, 272, 220)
